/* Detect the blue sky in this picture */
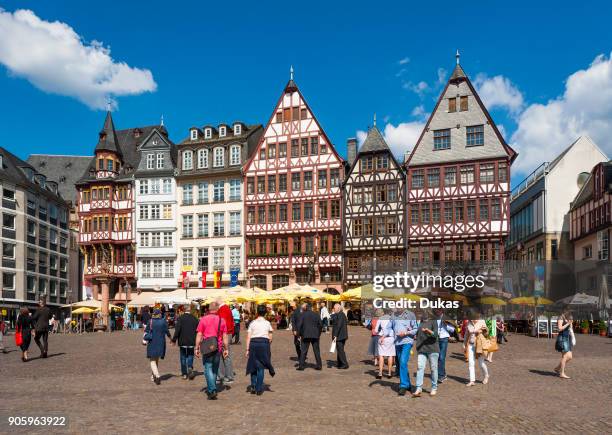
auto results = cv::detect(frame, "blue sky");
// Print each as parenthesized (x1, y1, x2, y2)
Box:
(1, 0, 612, 183)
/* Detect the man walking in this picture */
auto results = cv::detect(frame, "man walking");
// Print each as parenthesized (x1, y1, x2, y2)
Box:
(31, 299, 51, 358)
(331, 303, 349, 369)
(434, 308, 455, 384)
(195, 302, 229, 400)
(297, 303, 322, 370)
(289, 300, 303, 362)
(172, 306, 199, 380)
(0, 316, 7, 353)
(217, 299, 235, 384)
(320, 303, 330, 333)
(392, 309, 418, 395)
(412, 312, 440, 397)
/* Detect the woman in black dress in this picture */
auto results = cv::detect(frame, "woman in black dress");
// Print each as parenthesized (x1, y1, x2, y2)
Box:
(16, 307, 33, 362)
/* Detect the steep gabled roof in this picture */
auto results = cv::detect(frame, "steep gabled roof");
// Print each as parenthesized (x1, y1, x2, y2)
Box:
(406, 59, 517, 167)
(243, 78, 344, 172)
(359, 126, 389, 153)
(95, 111, 121, 156)
(26, 155, 92, 204)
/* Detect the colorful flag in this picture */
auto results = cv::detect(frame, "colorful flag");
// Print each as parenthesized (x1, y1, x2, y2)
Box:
(230, 270, 239, 287)
(181, 271, 189, 288)
(199, 271, 207, 288)
(213, 271, 222, 288)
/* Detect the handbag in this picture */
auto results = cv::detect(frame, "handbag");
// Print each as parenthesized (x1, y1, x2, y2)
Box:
(15, 325, 23, 347)
(142, 319, 153, 345)
(554, 333, 564, 352)
(201, 317, 222, 357)
(487, 337, 499, 352)
(329, 338, 337, 353)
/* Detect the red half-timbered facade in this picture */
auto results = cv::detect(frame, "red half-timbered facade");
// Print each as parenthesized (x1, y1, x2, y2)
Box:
(244, 76, 344, 292)
(405, 58, 516, 269)
(76, 111, 163, 310)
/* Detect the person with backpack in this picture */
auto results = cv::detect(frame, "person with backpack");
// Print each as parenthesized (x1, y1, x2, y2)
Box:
(195, 302, 229, 400)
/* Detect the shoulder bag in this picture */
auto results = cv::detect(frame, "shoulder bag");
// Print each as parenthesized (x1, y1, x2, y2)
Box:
(142, 319, 153, 345)
(15, 324, 23, 347)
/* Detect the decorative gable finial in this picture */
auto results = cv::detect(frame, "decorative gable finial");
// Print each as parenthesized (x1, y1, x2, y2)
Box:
(290, 65, 294, 81)
(456, 49, 460, 65)
(373, 113, 377, 127)
(106, 96, 112, 112)
(160, 114, 164, 127)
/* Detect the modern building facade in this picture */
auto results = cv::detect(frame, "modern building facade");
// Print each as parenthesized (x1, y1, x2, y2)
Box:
(1, 147, 73, 323)
(506, 136, 607, 265)
(176, 122, 262, 288)
(343, 124, 406, 285)
(76, 111, 164, 324)
(27, 154, 92, 304)
(244, 75, 344, 292)
(405, 56, 516, 268)
(134, 128, 179, 291)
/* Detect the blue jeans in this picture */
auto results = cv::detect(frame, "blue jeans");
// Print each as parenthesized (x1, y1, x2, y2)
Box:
(203, 352, 221, 394)
(250, 367, 265, 393)
(416, 352, 439, 390)
(438, 338, 448, 379)
(179, 347, 194, 376)
(397, 343, 413, 389)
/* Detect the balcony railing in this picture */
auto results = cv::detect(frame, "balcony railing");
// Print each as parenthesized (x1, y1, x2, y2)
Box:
(511, 162, 549, 201)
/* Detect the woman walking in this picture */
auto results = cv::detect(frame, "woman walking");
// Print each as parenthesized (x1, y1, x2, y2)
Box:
(16, 307, 33, 362)
(245, 304, 275, 396)
(145, 307, 171, 385)
(463, 312, 489, 386)
(376, 312, 395, 379)
(366, 309, 382, 366)
(554, 311, 574, 379)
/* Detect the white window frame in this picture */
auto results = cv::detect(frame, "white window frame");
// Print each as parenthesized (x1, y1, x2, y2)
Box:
(156, 153, 164, 169)
(146, 153, 155, 169)
(190, 129, 198, 140)
(229, 179, 241, 201)
(229, 211, 241, 236)
(233, 124, 242, 135)
(162, 178, 172, 194)
(213, 147, 224, 167)
(204, 128, 212, 139)
(139, 179, 149, 195)
(183, 150, 193, 170)
(230, 145, 241, 166)
(197, 149, 209, 169)
(219, 126, 227, 137)
(230, 247, 241, 270)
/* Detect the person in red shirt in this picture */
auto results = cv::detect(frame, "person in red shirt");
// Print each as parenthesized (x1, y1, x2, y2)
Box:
(217, 299, 235, 384)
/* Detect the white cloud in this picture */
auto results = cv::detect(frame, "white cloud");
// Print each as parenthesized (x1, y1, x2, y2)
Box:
(0, 8, 157, 109)
(403, 80, 429, 96)
(511, 53, 612, 173)
(410, 105, 428, 120)
(437, 68, 447, 85)
(474, 74, 524, 114)
(398, 57, 410, 65)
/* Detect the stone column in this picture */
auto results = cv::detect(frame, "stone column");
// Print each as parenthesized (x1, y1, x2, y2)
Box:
(99, 277, 110, 330)
(92, 282, 99, 300)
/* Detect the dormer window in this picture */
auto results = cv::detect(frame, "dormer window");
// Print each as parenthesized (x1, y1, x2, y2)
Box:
(0, 154, 3, 168)
(219, 126, 227, 137)
(146, 153, 155, 170)
(204, 128, 212, 139)
(233, 124, 242, 135)
(156, 153, 164, 169)
(190, 129, 198, 140)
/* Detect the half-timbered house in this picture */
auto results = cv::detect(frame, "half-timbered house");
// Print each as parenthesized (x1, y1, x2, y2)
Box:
(343, 124, 406, 285)
(405, 55, 516, 269)
(76, 111, 164, 324)
(244, 73, 344, 292)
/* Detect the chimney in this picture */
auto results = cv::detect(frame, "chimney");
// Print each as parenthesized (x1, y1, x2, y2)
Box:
(404, 150, 411, 164)
(347, 138, 357, 165)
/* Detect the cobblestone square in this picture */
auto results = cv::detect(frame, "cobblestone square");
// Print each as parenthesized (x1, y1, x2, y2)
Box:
(1, 327, 611, 434)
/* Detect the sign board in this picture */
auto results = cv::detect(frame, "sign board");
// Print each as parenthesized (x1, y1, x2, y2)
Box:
(550, 317, 559, 334)
(537, 318, 549, 337)
(181, 265, 193, 272)
(1, 309, 7, 316)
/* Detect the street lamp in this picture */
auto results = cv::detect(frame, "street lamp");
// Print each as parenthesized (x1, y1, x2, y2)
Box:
(324, 272, 330, 293)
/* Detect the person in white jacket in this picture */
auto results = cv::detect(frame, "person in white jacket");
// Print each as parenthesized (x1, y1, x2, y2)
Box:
(319, 303, 331, 333)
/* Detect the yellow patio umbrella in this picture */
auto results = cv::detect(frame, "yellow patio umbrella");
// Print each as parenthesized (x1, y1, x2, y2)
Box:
(510, 296, 554, 305)
(341, 287, 362, 301)
(324, 294, 342, 302)
(478, 296, 507, 306)
(72, 307, 95, 314)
